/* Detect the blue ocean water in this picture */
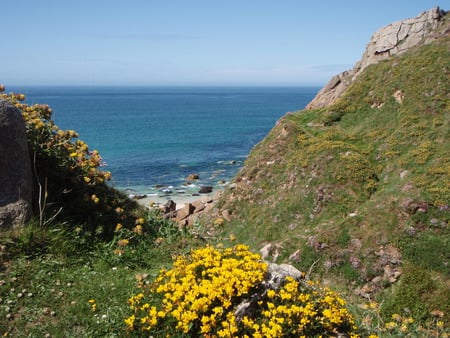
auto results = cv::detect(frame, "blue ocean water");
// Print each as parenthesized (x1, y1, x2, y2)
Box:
(15, 86, 318, 195)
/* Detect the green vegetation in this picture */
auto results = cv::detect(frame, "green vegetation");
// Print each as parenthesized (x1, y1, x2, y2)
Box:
(1, 87, 204, 336)
(1, 13, 449, 338)
(0, 215, 200, 337)
(208, 20, 450, 333)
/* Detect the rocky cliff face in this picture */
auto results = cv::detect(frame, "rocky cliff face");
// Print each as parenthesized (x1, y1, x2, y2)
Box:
(306, 6, 448, 109)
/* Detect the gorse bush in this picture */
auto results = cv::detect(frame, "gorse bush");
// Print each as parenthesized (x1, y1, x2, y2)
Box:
(0, 85, 153, 239)
(125, 244, 367, 337)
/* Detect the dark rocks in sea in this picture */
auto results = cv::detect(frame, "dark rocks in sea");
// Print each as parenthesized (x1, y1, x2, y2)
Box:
(199, 186, 213, 194)
(186, 173, 200, 181)
(0, 100, 32, 229)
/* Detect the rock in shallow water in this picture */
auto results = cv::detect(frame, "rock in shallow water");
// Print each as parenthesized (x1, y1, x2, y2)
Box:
(199, 186, 213, 194)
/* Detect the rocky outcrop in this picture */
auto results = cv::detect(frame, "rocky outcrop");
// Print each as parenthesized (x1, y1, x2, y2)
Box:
(0, 100, 32, 229)
(234, 262, 304, 321)
(162, 192, 221, 228)
(306, 7, 447, 109)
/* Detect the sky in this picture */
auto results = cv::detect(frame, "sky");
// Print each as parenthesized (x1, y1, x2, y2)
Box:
(1, 0, 444, 86)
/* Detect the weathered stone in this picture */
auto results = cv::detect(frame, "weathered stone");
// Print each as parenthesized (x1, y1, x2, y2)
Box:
(163, 199, 176, 214)
(234, 262, 304, 321)
(0, 100, 32, 229)
(401, 198, 429, 214)
(306, 7, 446, 109)
(198, 186, 213, 194)
(222, 209, 232, 221)
(393, 89, 404, 104)
(200, 195, 214, 204)
(176, 203, 195, 221)
(193, 203, 206, 213)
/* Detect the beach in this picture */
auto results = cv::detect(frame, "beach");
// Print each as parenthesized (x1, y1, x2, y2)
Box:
(133, 188, 222, 210)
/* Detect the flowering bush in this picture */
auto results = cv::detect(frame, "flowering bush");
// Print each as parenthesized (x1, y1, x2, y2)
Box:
(0, 85, 149, 238)
(125, 244, 366, 337)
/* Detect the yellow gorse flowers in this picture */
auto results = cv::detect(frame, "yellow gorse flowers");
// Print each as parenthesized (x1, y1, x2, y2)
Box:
(125, 244, 364, 337)
(1, 90, 112, 190)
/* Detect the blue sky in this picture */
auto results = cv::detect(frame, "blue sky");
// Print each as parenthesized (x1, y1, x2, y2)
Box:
(1, 1, 443, 86)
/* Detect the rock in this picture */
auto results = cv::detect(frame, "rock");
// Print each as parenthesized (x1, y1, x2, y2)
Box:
(267, 263, 304, 285)
(191, 200, 206, 213)
(186, 173, 200, 181)
(288, 249, 301, 262)
(200, 195, 214, 204)
(131, 194, 146, 200)
(401, 198, 429, 214)
(260, 243, 273, 260)
(163, 200, 176, 214)
(198, 186, 213, 194)
(306, 7, 446, 109)
(234, 262, 304, 321)
(229, 183, 238, 190)
(222, 209, 232, 222)
(176, 203, 195, 221)
(193, 203, 206, 213)
(0, 100, 33, 229)
(393, 90, 404, 104)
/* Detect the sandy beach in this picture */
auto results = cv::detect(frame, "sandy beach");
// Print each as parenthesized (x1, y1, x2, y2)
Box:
(134, 190, 221, 210)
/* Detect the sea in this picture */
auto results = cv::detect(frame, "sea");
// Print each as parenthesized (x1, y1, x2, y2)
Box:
(12, 86, 319, 198)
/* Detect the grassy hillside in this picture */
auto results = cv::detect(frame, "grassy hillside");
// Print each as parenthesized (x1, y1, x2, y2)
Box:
(1, 13, 448, 338)
(207, 21, 450, 324)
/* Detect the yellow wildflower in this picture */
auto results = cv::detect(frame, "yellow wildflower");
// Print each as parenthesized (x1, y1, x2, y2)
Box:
(115, 223, 123, 232)
(118, 239, 129, 247)
(133, 225, 143, 235)
(88, 299, 97, 312)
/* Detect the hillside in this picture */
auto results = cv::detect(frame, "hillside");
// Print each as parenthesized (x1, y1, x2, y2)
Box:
(202, 9, 450, 323)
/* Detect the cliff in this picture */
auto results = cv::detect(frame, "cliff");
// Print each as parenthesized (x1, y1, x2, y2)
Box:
(306, 6, 447, 109)
(201, 8, 450, 323)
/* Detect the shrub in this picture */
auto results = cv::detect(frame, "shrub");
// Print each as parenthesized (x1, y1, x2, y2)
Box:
(125, 244, 366, 337)
(0, 86, 152, 239)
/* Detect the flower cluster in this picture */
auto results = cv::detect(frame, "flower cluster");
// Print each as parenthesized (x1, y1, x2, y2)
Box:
(238, 278, 359, 337)
(125, 245, 365, 337)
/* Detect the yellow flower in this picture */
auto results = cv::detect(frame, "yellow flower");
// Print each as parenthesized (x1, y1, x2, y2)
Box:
(267, 289, 276, 298)
(124, 244, 361, 337)
(385, 321, 397, 329)
(118, 239, 129, 247)
(115, 223, 123, 232)
(214, 218, 224, 226)
(133, 225, 143, 235)
(135, 217, 145, 225)
(114, 248, 124, 255)
(88, 299, 97, 312)
(392, 313, 402, 322)
(124, 315, 135, 329)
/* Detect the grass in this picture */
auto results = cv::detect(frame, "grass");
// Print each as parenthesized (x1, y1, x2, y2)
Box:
(203, 20, 450, 329)
(0, 215, 202, 337)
